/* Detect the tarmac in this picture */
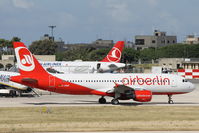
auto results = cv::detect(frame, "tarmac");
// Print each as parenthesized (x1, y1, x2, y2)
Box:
(45, 132, 199, 133)
(0, 83, 198, 107)
(1, 81, 199, 133)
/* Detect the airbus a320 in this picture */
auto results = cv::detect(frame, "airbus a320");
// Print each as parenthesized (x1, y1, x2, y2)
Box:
(10, 42, 195, 104)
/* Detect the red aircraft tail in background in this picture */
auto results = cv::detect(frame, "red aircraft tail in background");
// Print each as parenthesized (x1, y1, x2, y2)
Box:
(100, 41, 124, 63)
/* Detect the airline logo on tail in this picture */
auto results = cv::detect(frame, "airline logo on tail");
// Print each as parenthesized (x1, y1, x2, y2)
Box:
(101, 41, 124, 63)
(15, 47, 35, 71)
(107, 47, 121, 62)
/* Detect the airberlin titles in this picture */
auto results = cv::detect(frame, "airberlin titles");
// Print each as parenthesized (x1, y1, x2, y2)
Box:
(122, 76, 170, 86)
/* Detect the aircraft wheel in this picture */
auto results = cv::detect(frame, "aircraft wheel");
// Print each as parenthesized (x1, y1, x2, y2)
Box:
(111, 99, 119, 105)
(98, 97, 106, 104)
(168, 95, 174, 104)
(168, 100, 174, 104)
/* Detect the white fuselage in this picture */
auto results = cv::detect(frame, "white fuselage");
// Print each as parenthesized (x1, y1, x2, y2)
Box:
(2, 71, 194, 95)
(52, 73, 195, 94)
(40, 61, 125, 73)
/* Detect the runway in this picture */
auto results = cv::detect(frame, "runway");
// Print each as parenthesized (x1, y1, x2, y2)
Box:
(0, 83, 198, 107)
(0, 83, 199, 132)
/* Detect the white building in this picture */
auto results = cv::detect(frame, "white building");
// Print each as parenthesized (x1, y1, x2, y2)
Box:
(183, 35, 199, 44)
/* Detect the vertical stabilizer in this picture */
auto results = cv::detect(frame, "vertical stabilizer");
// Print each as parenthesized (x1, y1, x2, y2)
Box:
(100, 41, 124, 63)
(13, 42, 48, 76)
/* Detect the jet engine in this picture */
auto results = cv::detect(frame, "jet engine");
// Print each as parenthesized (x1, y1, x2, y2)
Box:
(133, 90, 152, 102)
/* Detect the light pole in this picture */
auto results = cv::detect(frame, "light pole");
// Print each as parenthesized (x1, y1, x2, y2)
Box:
(48, 25, 56, 41)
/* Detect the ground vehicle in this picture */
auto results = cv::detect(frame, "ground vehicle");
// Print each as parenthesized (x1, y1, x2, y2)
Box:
(0, 89, 17, 97)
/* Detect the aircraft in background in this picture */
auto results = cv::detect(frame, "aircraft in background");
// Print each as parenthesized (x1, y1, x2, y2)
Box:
(10, 42, 195, 104)
(40, 41, 125, 74)
(0, 71, 33, 95)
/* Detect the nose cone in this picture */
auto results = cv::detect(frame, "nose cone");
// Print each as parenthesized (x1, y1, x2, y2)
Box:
(189, 82, 196, 92)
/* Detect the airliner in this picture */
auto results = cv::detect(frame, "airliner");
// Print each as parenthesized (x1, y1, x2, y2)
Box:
(10, 42, 195, 104)
(0, 71, 32, 94)
(40, 41, 125, 73)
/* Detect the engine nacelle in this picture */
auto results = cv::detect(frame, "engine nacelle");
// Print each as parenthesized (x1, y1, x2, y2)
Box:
(133, 90, 152, 102)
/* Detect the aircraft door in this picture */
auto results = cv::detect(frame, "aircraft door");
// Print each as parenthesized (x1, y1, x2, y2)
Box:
(97, 63, 102, 73)
(97, 63, 101, 70)
(49, 75, 55, 87)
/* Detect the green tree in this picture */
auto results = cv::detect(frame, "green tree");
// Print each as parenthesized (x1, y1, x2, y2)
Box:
(0, 37, 21, 48)
(56, 52, 65, 61)
(87, 48, 110, 61)
(29, 40, 57, 55)
(11, 37, 21, 42)
(139, 48, 156, 61)
(61, 47, 97, 61)
(122, 48, 139, 63)
(157, 44, 185, 58)
(0, 39, 10, 48)
(187, 44, 199, 58)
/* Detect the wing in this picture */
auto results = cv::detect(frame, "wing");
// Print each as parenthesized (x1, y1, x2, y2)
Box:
(106, 83, 152, 102)
(106, 83, 134, 94)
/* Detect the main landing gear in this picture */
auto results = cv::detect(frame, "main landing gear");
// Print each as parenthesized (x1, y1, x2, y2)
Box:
(98, 97, 120, 105)
(111, 98, 119, 105)
(98, 96, 106, 104)
(168, 94, 174, 104)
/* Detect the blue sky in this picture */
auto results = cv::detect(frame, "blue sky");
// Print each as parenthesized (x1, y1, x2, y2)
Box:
(0, 0, 199, 45)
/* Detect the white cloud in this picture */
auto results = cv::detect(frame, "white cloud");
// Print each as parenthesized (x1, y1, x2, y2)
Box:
(12, 0, 34, 9)
(105, 0, 131, 23)
(147, 0, 159, 7)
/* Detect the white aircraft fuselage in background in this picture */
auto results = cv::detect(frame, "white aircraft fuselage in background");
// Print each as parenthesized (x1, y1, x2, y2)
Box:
(40, 41, 125, 73)
(40, 61, 125, 73)
(0, 71, 28, 91)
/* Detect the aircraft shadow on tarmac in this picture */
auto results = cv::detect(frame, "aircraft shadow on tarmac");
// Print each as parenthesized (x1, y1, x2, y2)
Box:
(24, 102, 98, 105)
(78, 100, 199, 106)
(24, 100, 199, 106)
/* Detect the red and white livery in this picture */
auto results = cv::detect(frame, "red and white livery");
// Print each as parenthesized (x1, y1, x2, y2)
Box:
(10, 42, 195, 104)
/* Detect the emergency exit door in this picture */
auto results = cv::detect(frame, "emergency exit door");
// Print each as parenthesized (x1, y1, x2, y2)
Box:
(49, 75, 55, 87)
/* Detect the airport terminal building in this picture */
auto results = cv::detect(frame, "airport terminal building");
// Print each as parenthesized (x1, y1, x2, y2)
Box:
(134, 30, 177, 50)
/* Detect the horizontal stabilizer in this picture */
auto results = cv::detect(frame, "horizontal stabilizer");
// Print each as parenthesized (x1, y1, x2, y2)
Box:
(21, 78, 38, 84)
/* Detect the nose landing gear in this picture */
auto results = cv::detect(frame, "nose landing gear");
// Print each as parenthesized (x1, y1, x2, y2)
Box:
(168, 95, 174, 104)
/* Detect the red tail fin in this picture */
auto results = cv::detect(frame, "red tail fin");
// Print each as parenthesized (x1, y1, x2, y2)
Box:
(100, 41, 124, 63)
(13, 42, 48, 76)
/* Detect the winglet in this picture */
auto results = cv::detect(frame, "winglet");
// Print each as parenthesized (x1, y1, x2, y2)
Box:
(100, 41, 124, 63)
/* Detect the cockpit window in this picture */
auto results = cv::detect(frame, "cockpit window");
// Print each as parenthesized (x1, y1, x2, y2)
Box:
(182, 79, 188, 82)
